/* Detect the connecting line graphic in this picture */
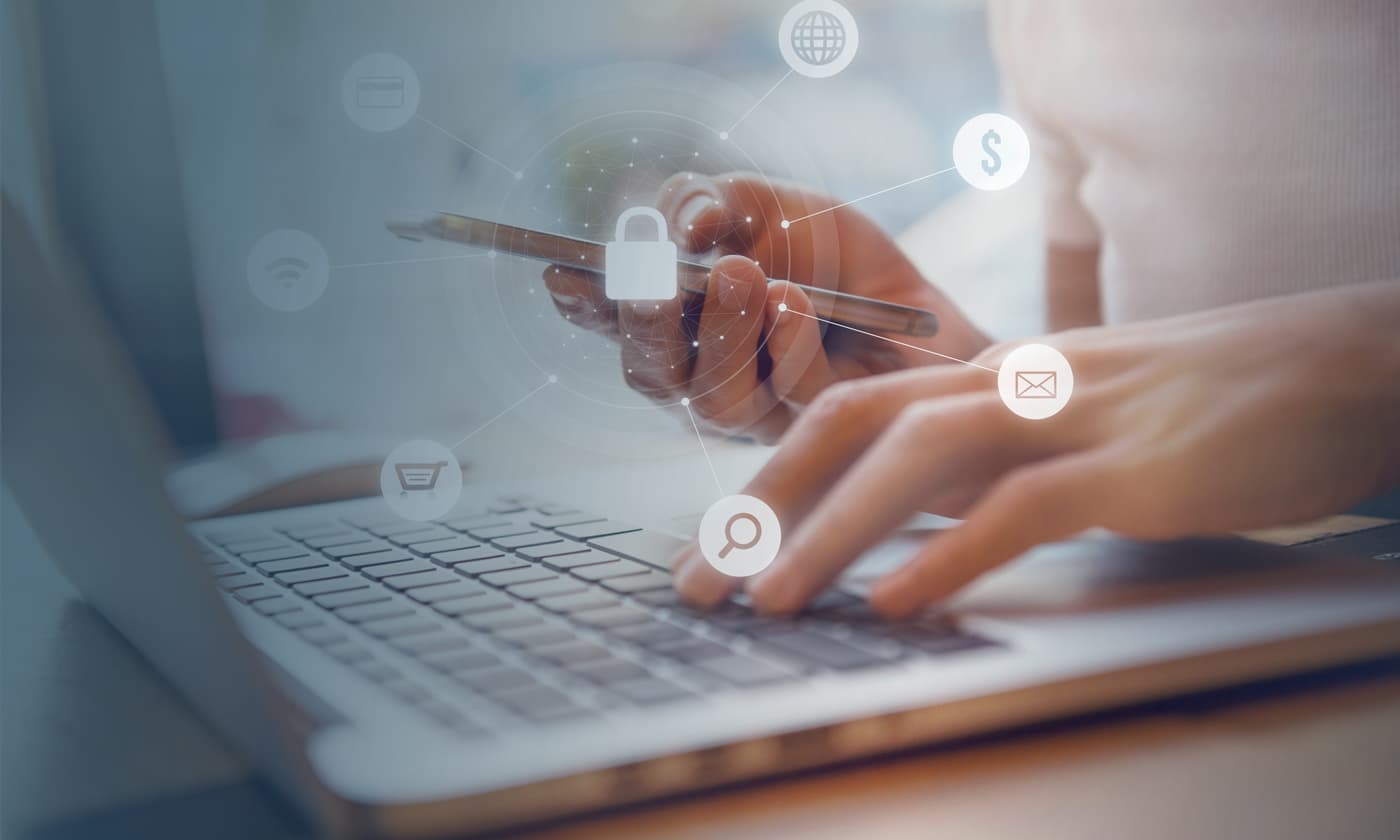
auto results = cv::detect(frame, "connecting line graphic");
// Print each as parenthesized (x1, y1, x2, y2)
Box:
(415, 114, 521, 179)
(782, 165, 958, 228)
(779, 306, 998, 373)
(722, 70, 794, 140)
(681, 398, 727, 497)
(330, 252, 491, 271)
(449, 376, 556, 451)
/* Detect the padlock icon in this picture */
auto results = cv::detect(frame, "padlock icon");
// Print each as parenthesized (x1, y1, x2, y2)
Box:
(605, 206, 678, 301)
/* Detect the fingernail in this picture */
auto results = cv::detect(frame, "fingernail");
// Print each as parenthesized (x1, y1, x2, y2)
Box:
(677, 188, 715, 232)
(551, 292, 582, 308)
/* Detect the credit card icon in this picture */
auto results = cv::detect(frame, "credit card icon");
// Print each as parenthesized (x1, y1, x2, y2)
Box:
(355, 76, 405, 108)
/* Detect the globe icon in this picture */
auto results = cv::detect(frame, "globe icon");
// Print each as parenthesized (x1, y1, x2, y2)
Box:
(790, 9, 846, 66)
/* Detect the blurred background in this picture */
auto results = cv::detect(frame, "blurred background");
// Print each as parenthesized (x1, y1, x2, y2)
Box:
(6, 0, 1043, 467)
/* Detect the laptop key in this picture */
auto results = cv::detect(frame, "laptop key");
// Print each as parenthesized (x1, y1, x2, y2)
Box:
(572, 559, 649, 581)
(457, 556, 527, 576)
(224, 538, 290, 555)
(432, 546, 508, 567)
(536, 590, 621, 614)
(232, 584, 279, 604)
(406, 580, 491, 604)
(507, 577, 587, 600)
(216, 572, 261, 591)
(361, 616, 441, 639)
(493, 685, 586, 721)
(491, 531, 563, 550)
(589, 530, 689, 570)
(390, 526, 459, 546)
(610, 676, 693, 705)
(697, 654, 799, 686)
(516, 542, 591, 560)
(555, 520, 643, 541)
(756, 631, 891, 670)
(531, 640, 612, 665)
(323, 540, 391, 560)
(451, 666, 539, 695)
(607, 620, 692, 646)
(299, 625, 348, 647)
(335, 601, 415, 624)
(323, 642, 373, 664)
(382, 569, 460, 591)
(632, 587, 683, 607)
(312, 588, 388, 609)
(652, 639, 732, 662)
(529, 512, 605, 530)
(273, 610, 321, 631)
(367, 520, 440, 538)
(243, 546, 314, 565)
(599, 569, 673, 594)
(479, 567, 556, 587)
(304, 532, 370, 549)
(292, 576, 370, 597)
(273, 566, 348, 585)
(280, 522, 348, 540)
(250, 595, 301, 615)
(362, 559, 436, 579)
(337, 548, 414, 569)
(459, 605, 542, 632)
(407, 536, 479, 555)
(389, 631, 475, 656)
(352, 661, 400, 683)
(465, 523, 535, 541)
(441, 515, 510, 532)
(492, 623, 576, 648)
(420, 648, 500, 673)
(568, 658, 650, 684)
(539, 549, 617, 571)
(257, 556, 329, 575)
(432, 592, 513, 616)
(571, 605, 651, 629)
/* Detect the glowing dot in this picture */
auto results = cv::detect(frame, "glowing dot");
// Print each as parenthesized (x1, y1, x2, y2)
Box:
(687, 173, 694, 180)
(547, 374, 559, 384)
(631, 137, 638, 144)
(780, 220, 791, 230)
(740, 310, 746, 316)
(778, 303, 788, 312)
(719, 131, 730, 140)
(681, 397, 691, 406)
(587, 186, 593, 192)
(692, 340, 700, 347)
(514, 171, 524, 180)
(745, 216, 752, 223)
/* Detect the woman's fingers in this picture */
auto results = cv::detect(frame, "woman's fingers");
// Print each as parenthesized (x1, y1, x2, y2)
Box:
(746, 394, 1014, 614)
(763, 282, 837, 407)
(870, 450, 1122, 617)
(672, 366, 987, 607)
(618, 295, 693, 402)
(543, 266, 618, 336)
(687, 256, 773, 430)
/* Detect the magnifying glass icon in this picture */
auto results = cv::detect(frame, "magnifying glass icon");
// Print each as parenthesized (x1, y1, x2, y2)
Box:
(718, 512, 762, 559)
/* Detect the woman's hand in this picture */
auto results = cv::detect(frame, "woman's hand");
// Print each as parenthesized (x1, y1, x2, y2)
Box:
(543, 172, 989, 442)
(670, 281, 1400, 616)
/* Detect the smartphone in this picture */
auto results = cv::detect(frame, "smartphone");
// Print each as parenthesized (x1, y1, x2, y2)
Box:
(386, 213, 939, 337)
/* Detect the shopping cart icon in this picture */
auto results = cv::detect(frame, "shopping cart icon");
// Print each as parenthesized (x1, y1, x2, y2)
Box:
(394, 461, 449, 495)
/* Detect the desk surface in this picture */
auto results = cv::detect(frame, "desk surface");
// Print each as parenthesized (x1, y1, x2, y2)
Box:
(6, 485, 1400, 840)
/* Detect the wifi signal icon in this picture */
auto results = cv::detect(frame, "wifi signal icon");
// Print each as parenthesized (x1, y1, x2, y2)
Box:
(266, 256, 310, 288)
(247, 229, 328, 312)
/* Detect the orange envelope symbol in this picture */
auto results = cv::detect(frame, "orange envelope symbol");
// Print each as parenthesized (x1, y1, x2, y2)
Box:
(1014, 370, 1057, 399)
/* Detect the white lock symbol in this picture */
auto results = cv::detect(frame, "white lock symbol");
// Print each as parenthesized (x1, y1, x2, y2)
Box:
(604, 206, 678, 301)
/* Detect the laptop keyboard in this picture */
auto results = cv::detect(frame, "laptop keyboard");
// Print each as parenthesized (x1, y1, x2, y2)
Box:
(200, 497, 999, 737)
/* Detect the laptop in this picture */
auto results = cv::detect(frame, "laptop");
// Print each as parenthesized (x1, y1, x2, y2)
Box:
(7, 4, 1400, 837)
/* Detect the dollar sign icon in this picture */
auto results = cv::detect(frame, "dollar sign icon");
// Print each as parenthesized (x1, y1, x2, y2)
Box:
(981, 129, 1002, 177)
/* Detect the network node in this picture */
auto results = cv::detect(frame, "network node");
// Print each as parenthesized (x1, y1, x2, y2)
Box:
(780, 219, 791, 230)
(341, 53, 419, 133)
(246, 229, 328, 312)
(547, 374, 559, 384)
(681, 397, 691, 407)
(777, 302, 788, 312)
(780, 0, 859, 79)
(719, 131, 730, 141)
(514, 171, 524, 181)
(699, 494, 782, 578)
(953, 112, 1031, 191)
(379, 439, 463, 521)
(997, 343, 1074, 420)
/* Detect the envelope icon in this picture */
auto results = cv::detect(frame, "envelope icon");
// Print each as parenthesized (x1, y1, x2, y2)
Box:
(1014, 370, 1057, 399)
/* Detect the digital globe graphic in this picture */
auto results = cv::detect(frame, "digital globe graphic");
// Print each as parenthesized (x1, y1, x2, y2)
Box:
(780, 0, 859, 78)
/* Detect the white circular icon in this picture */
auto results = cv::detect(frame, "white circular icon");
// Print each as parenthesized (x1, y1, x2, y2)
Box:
(779, 0, 859, 79)
(246, 229, 329, 312)
(997, 343, 1074, 420)
(699, 494, 782, 578)
(379, 440, 463, 521)
(953, 112, 1030, 191)
(341, 53, 420, 133)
